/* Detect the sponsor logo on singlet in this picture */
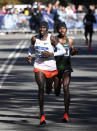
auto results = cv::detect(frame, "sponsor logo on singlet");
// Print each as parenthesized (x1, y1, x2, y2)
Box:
(35, 46, 49, 58)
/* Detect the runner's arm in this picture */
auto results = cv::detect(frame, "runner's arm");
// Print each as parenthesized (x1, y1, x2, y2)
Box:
(50, 35, 66, 56)
(69, 38, 78, 55)
(27, 36, 36, 64)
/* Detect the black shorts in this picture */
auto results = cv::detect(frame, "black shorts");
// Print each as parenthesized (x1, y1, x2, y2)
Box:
(85, 25, 93, 34)
(55, 56, 73, 73)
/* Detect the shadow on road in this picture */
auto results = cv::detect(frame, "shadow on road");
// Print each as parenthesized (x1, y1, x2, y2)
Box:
(0, 38, 97, 130)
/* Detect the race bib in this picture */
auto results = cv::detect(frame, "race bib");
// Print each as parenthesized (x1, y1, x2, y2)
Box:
(64, 47, 70, 57)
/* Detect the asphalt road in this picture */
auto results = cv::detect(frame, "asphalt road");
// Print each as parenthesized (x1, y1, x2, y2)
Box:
(0, 33, 97, 131)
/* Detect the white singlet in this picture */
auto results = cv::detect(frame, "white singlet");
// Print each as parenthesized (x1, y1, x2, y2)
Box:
(34, 34, 57, 71)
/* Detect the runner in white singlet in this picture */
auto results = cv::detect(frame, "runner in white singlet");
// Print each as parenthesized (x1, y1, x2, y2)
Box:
(27, 21, 66, 126)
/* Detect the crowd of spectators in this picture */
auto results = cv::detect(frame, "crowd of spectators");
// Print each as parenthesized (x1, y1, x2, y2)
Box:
(0, 0, 97, 32)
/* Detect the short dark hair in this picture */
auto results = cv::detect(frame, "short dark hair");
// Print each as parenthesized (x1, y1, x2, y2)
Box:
(57, 22, 67, 30)
(39, 21, 49, 30)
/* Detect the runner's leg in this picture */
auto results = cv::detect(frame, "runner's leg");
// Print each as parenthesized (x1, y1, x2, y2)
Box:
(89, 32, 93, 48)
(54, 73, 62, 96)
(45, 77, 54, 94)
(62, 72, 71, 114)
(35, 72, 46, 116)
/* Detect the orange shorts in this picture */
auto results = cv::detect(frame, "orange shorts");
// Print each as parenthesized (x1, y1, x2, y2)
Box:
(33, 68, 58, 78)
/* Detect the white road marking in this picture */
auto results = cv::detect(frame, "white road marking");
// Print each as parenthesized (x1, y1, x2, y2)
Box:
(0, 40, 24, 72)
(0, 40, 28, 88)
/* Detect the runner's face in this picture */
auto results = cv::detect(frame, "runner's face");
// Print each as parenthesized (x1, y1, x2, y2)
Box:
(39, 26, 47, 36)
(58, 27, 67, 36)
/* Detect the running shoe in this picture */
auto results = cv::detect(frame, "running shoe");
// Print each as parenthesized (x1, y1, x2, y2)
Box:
(85, 40, 88, 45)
(40, 115, 46, 126)
(62, 112, 69, 123)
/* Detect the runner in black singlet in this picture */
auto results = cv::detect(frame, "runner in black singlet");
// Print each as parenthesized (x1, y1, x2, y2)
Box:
(83, 9, 96, 51)
(54, 22, 78, 123)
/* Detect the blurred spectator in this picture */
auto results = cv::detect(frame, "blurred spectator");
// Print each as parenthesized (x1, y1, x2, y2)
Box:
(55, 0, 60, 8)
(77, 5, 83, 13)
(65, 5, 77, 20)
(0, 6, 6, 14)
(71, 4, 77, 13)
(89, 5, 95, 13)
(34, 6, 43, 32)
(42, 3, 54, 30)
(19, 8, 24, 14)
(29, 5, 35, 30)
(0, 3, 97, 32)
(5, 5, 9, 14)
(51, 3, 60, 32)
(2, 11, 17, 30)
(57, 5, 66, 22)
(46, 3, 52, 14)
(24, 7, 30, 16)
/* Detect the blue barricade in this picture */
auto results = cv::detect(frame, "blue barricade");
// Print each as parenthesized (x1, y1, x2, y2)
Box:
(0, 15, 4, 29)
(0, 13, 97, 32)
(42, 12, 54, 30)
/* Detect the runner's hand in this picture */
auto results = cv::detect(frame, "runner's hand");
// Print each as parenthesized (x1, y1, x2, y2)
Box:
(42, 51, 54, 58)
(27, 55, 32, 64)
(75, 48, 79, 55)
(70, 48, 78, 55)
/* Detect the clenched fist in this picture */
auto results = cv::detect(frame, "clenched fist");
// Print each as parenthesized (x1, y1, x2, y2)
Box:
(27, 55, 32, 64)
(70, 47, 79, 56)
(42, 51, 54, 58)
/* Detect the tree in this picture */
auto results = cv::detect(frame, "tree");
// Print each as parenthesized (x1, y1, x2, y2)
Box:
(0, 0, 21, 7)
(0, 0, 7, 6)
